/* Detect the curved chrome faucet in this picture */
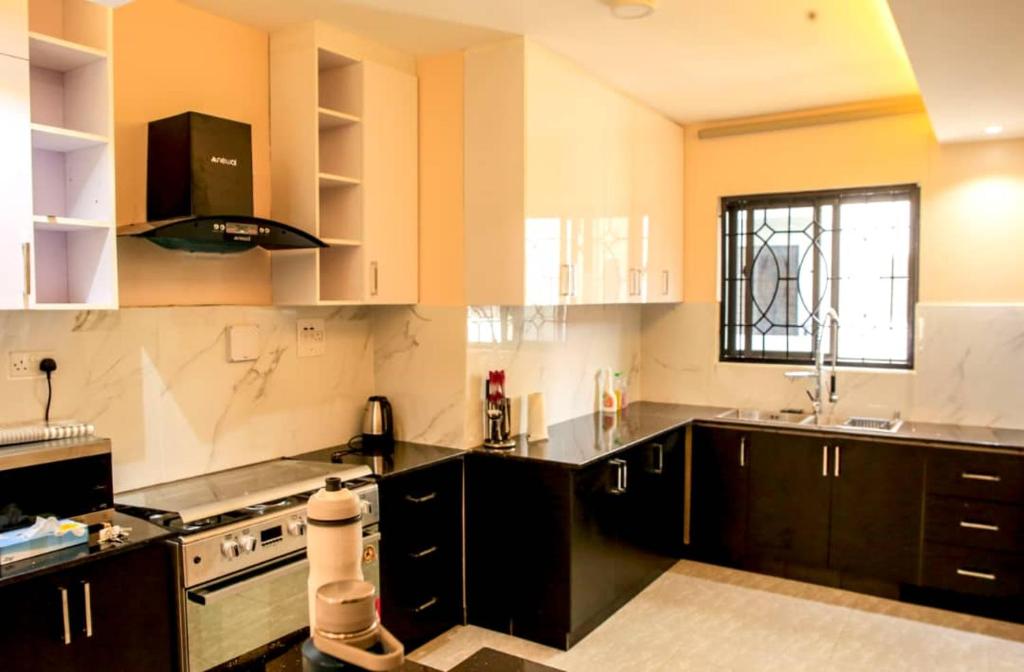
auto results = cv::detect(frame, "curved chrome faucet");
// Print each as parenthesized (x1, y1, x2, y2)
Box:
(785, 309, 840, 417)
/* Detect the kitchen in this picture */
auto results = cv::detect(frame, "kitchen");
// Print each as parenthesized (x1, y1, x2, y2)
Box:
(1, 0, 1022, 670)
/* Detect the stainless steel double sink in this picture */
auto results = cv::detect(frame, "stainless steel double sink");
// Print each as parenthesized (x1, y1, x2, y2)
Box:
(715, 408, 903, 433)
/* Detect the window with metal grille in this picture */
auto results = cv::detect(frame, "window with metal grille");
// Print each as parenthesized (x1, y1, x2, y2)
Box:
(719, 184, 919, 369)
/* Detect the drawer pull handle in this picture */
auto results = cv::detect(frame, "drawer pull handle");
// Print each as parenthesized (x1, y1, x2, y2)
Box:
(412, 596, 438, 614)
(59, 587, 71, 645)
(405, 492, 436, 504)
(961, 472, 1001, 483)
(409, 546, 438, 559)
(956, 568, 996, 581)
(960, 521, 1000, 532)
(83, 581, 93, 638)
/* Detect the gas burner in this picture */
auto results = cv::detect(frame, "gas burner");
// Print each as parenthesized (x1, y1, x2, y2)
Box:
(244, 498, 293, 513)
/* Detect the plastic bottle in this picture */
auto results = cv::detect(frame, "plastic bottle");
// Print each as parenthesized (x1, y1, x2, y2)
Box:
(613, 372, 623, 411)
(600, 368, 617, 415)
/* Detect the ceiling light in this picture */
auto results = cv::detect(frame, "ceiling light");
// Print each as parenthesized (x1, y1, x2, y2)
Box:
(984, 125, 1004, 136)
(610, 0, 656, 20)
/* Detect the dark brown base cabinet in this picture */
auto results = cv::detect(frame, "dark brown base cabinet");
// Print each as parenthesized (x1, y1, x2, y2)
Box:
(0, 542, 179, 672)
(466, 431, 684, 650)
(379, 459, 465, 651)
(691, 424, 1024, 622)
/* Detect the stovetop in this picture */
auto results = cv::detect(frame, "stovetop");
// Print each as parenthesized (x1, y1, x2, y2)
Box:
(115, 459, 372, 531)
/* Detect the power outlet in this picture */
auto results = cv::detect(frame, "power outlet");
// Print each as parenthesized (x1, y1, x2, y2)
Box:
(8, 351, 55, 379)
(297, 319, 325, 358)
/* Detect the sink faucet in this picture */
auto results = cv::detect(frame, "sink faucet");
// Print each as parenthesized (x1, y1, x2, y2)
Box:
(785, 309, 840, 417)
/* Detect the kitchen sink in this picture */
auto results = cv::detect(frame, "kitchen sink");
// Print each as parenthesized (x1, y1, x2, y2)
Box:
(716, 408, 812, 424)
(799, 414, 904, 432)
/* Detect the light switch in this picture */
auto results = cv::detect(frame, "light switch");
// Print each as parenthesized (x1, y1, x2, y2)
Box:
(297, 319, 326, 358)
(228, 325, 260, 362)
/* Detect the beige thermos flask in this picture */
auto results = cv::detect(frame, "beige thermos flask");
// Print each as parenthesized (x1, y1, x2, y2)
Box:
(306, 477, 364, 631)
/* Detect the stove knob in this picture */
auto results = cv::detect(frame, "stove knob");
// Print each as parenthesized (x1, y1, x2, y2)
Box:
(360, 500, 372, 517)
(238, 534, 257, 554)
(287, 518, 306, 536)
(221, 539, 240, 559)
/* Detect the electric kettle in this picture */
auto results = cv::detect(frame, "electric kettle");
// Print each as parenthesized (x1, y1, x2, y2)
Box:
(361, 396, 394, 453)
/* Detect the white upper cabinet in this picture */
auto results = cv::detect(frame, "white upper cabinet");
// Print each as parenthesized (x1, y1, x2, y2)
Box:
(464, 38, 684, 306)
(0, 0, 28, 59)
(0, 55, 32, 308)
(270, 23, 418, 306)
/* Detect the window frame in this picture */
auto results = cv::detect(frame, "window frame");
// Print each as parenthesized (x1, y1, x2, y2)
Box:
(718, 183, 920, 370)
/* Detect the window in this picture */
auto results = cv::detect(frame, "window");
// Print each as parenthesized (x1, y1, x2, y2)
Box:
(719, 184, 919, 369)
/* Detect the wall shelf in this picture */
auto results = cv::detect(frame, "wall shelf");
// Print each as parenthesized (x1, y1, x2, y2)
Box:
(33, 215, 110, 231)
(320, 237, 361, 247)
(28, 32, 106, 72)
(30, 123, 107, 151)
(318, 172, 361, 188)
(318, 107, 360, 129)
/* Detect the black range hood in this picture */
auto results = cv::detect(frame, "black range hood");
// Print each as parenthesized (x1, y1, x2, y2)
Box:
(121, 111, 326, 254)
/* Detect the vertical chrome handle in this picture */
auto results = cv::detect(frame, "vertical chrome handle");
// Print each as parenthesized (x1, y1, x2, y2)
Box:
(650, 443, 664, 474)
(662, 270, 669, 295)
(370, 261, 379, 296)
(609, 459, 626, 494)
(559, 264, 570, 297)
(83, 581, 93, 637)
(59, 587, 71, 645)
(739, 436, 746, 467)
(23, 242, 32, 297)
(622, 460, 628, 491)
(961, 472, 1000, 483)
(822, 445, 829, 477)
(833, 445, 841, 478)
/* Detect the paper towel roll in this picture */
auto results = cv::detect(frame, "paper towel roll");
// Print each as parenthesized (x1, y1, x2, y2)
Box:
(527, 392, 549, 442)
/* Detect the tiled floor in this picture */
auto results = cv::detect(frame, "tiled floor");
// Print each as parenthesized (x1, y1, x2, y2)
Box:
(409, 561, 1024, 671)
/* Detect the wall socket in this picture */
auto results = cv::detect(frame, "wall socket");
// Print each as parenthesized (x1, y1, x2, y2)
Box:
(8, 351, 55, 379)
(297, 319, 326, 358)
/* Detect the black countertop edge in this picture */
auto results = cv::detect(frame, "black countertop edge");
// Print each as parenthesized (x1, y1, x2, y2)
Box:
(468, 401, 1024, 468)
(291, 441, 467, 479)
(0, 510, 175, 589)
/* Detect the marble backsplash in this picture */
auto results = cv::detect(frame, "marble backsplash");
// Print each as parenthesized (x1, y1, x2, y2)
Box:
(373, 304, 643, 447)
(0, 307, 374, 492)
(641, 302, 1024, 430)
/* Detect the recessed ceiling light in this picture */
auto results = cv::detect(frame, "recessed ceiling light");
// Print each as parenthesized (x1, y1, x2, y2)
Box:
(984, 125, 1004, 136)
(610, 0, 656, 20)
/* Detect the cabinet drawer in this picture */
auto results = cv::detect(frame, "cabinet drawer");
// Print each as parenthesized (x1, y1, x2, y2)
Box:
(922, 543, 1023, 598)
(927, 451, 1024, 504)
(925, 496, 1024, 553)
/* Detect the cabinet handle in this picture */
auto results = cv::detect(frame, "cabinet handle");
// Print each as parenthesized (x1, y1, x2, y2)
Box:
(83, 581, 93, 638)
(609, 458, 627, 494)
(833, 445, 841, 478)
(23, 242, 32, 298)
(412, 596, 438, 614)
(822, 445, 829, 477)
(649, 443, 664, 475)
(405, 492, 436, 504)
(59, 587, 71, 645)
(409, 545, 438, 559)
(662, 270, 670, 296)
(559, 264, 570, 297)
(739, 437, 746, 467)
(370, 261, 379, 296)
(961, 472, 1001, 483)
(960, 521, 1000, 532)
(956, 568, 996, 581)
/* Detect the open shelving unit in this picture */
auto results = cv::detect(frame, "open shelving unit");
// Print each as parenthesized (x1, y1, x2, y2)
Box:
(270, 28, 367, 305)
(26, 0, 116, 309)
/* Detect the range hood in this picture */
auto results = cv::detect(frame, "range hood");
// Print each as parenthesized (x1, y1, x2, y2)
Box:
(120, 111, 327, 254)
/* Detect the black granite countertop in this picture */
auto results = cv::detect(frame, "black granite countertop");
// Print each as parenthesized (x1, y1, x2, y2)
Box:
(0, 510, 174, 589)
(292, 441, 467, 479)
(471, 401, 1024, 468)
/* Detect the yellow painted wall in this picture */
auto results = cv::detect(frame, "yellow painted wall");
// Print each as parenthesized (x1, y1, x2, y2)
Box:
(113, 0, 271, 226)
(683, 110, 1024, 303)
(417, 51, 465, 306)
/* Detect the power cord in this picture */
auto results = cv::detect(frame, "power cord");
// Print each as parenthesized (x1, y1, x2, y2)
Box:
(39, 358, 57, 424)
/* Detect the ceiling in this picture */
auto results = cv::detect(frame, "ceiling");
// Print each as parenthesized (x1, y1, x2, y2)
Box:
(888, 0, 1024, 143)
(184, 0, 919, 123)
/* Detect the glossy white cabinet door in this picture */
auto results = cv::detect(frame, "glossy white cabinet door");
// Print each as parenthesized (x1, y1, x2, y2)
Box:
(362, 61, 418, 304)
(0, 54, 32, 308)
(645, 111, 684, 303)
(0, 0, 27, 59)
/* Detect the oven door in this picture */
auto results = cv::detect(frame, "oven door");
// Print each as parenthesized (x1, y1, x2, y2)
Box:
(182, 532, 382, 671)
(184, 550, 309, 671)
